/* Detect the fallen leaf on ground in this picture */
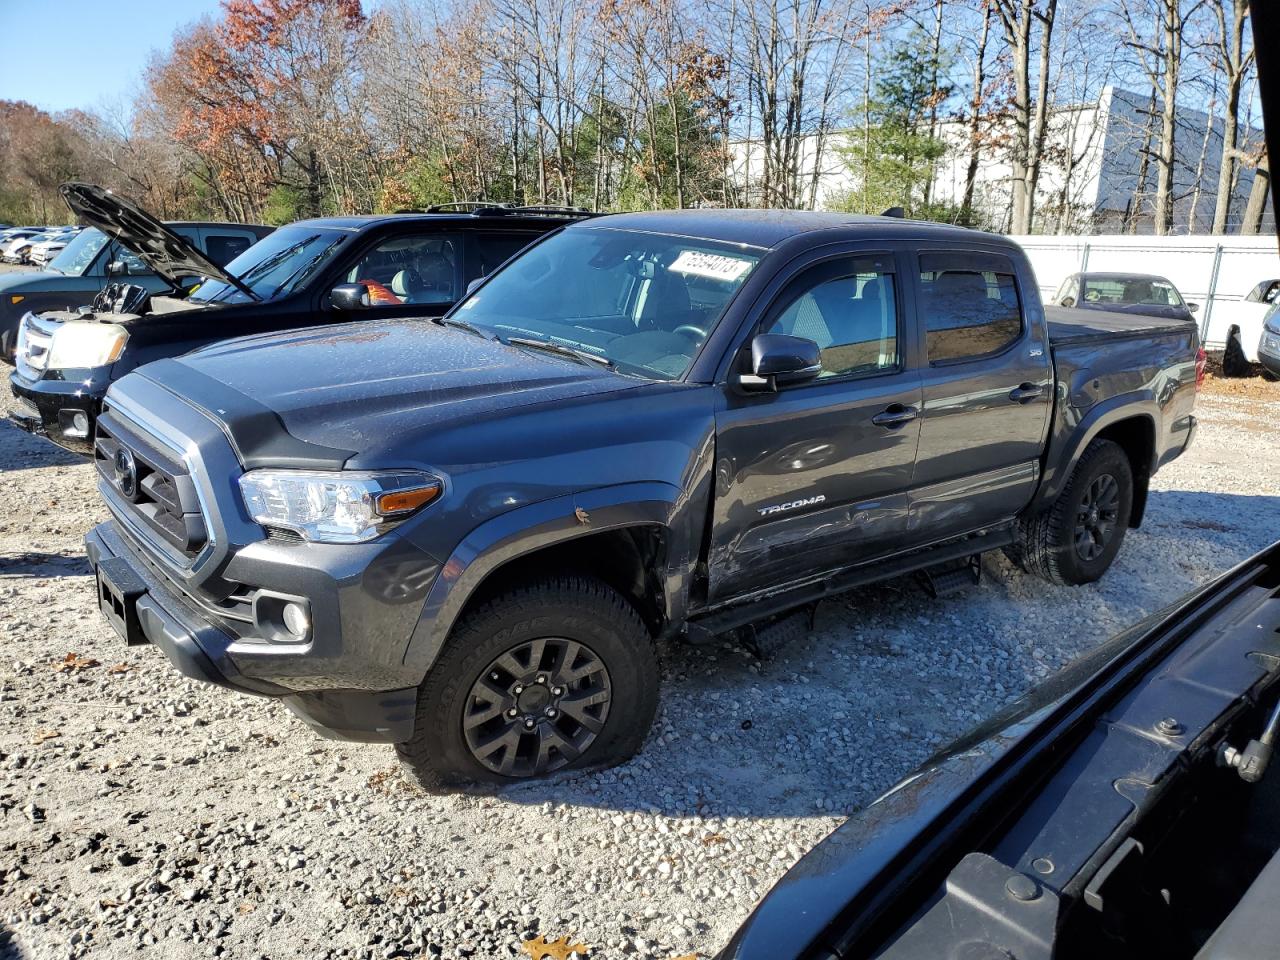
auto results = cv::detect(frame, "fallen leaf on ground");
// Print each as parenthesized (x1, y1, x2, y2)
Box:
(522, 934, 589, 960)
(108, 663, 130, 674)
(53, 653, 100, 672)
(33, 729, 60, 744)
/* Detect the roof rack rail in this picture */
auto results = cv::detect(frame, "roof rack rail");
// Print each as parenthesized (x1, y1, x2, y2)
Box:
(505, 204, 594, 216)
(421, 202, 511, 213)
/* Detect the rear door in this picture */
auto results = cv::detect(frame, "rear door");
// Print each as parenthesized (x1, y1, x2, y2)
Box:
(707, 248, 923, 602)
(908, 249, 1052, 539)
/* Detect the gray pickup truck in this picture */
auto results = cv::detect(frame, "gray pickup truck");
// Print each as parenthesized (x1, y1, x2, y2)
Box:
(83, 211, 1200, 790)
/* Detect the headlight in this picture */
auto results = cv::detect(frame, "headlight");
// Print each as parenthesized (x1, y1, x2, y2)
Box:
(46, 322, 128, 369)
(1264, 304, 1280, 336)
(238, 470, 442, 543)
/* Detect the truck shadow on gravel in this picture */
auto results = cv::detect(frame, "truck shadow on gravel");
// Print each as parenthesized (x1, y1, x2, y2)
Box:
(0, 551, 92, 578)
(489, 489, 1280, 820)
(0, 416, 85, 471)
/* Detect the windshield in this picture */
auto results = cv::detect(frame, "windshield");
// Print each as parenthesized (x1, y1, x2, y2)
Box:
(455, 227, 760, 380)
(1083, 276, 1184, 308)
(47, 227, 109, 275)
(189, 225, 349, 304)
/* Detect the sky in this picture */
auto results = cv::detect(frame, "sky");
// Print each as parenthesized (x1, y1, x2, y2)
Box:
(0, 0, 224, 114)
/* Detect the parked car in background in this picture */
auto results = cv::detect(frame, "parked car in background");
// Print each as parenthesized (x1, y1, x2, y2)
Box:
(9, 183, 590, 452)
(1259, 306, 1280, 379)
(718, 540, 1280, 960)
(27, 231, 76, 268)
(1207, 277, 1280, 376)
(1, 229, 51, 264)
(0, 205, 271, 363)
(81, 210, 1199, 791)
(1053, 271, 1197, 323)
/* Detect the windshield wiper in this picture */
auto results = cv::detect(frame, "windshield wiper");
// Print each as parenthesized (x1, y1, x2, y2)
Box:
(506, 336, 614, 369)
(432, 316, 489, 338)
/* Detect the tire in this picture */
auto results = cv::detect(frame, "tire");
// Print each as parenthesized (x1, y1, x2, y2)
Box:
(1222, 328, 1251, 378)
(1005, 438, 1134, 586)
(396, 575, 659, 792)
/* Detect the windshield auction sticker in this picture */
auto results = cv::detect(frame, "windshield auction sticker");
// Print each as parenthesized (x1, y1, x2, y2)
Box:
(669, 249, 753, 282)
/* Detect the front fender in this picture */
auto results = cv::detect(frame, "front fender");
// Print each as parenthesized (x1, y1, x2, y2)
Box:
(400, 480, 695, 677)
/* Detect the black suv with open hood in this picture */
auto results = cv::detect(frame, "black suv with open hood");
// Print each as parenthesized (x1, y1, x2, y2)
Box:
(0, 187, 271, 363)
(9, 183, 591, 453)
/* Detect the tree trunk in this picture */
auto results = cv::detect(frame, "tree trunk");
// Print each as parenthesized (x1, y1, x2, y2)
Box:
(1241, 154, 1269, 234)
(1211, 0, 1251, 234)
(962, 3, 992, 223)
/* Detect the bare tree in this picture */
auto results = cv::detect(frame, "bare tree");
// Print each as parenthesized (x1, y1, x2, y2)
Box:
(990, 0, 1058, 233)
(1208, 0, 1253, 233)
(1119, 0, 1204, 235)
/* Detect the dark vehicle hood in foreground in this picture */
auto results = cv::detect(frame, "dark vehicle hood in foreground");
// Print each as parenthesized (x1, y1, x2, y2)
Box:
(59, 182, 240, 290)
(139, 319, 646, 467)
(720, 541, 1280, 960)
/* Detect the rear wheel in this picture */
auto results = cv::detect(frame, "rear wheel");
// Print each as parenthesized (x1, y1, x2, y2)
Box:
(1006, 438, 1134, 586)
(396, 575, 658, 792)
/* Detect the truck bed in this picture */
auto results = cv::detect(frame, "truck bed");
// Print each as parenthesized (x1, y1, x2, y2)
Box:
(1045, 305, 1195, 345)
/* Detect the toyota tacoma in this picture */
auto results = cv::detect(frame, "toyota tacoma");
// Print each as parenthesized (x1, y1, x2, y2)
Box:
(83, 210, 1201, 790)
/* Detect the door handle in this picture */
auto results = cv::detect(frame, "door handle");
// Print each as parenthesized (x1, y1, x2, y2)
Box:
(1009, 382, 1043, 404)
(871, 404, 919, 428)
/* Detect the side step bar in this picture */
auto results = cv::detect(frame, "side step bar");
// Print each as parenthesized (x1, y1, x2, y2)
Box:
(686, 527, 1013, 644)
(918, 554, 983, 599)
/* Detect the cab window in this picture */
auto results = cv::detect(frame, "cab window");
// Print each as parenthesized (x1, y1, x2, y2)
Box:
(920, 253, 1022, 363)
(763, 257, 899, 379)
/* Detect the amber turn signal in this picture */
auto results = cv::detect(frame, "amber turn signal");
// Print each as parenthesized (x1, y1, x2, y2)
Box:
(375, 483, 441, 516)
(9, 295, 24, 305)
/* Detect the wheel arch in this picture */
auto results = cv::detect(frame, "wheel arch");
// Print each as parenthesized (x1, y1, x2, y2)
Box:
(402, 482, 695, 678)
(1041, 398, 1158, 528)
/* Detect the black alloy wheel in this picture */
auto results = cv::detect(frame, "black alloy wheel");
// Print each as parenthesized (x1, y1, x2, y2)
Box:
(1074, 472, 1120, 561)
(462, 637, 612, 777)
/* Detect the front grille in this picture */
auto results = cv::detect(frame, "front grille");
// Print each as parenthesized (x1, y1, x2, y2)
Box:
(95, 413, 208, 560)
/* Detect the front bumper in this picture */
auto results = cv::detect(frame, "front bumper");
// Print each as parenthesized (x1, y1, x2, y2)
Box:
(1260, 331, 1280, 378)
(9, 369, 99, 455)
(85, 520, 425, 743)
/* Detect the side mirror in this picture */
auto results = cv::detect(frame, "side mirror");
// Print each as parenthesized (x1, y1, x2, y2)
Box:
(740, 334, 822, 391)
(107, 260, 124, 277)
(330, 282, 371, 310)
(465, 277, 484, 296)
(1187, 302, 1200, 313)
(1060, 297, 1076, 308)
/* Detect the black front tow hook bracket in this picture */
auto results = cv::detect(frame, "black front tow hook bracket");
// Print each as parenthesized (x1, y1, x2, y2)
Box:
(1219, 699, 1280, 784)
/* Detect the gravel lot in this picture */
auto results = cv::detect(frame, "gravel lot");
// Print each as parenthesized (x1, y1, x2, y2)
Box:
(2, 373, 1279, 960)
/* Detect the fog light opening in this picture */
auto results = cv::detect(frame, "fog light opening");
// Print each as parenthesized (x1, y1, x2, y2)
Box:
(282, 602, 311, 640)
(70, 412, 90, 437)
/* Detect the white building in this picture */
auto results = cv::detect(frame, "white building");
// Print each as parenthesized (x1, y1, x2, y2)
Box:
(732, 86, 1272, 235)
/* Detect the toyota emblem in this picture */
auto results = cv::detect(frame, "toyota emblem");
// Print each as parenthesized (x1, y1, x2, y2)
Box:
(113, 446, 138, 499)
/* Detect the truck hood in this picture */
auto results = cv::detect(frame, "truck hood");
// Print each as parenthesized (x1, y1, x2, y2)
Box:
(60, 182, 240, 291)
(144, 318, 643, 466)
(0, 269, 98, 295)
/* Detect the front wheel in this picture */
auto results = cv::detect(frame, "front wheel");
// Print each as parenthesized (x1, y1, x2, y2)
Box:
(396, 575, 658, 792)
(1006, 438, 1134, 586)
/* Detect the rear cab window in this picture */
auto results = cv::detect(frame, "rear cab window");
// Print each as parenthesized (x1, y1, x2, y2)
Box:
(918, 251, 1023, 364)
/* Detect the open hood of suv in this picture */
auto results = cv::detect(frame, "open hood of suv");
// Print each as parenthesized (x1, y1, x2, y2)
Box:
(59, 182, 240, 291)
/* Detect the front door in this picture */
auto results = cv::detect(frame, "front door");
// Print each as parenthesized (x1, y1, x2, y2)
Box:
(908, 249, 1052, 538)
(707, 251, 923, 603)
